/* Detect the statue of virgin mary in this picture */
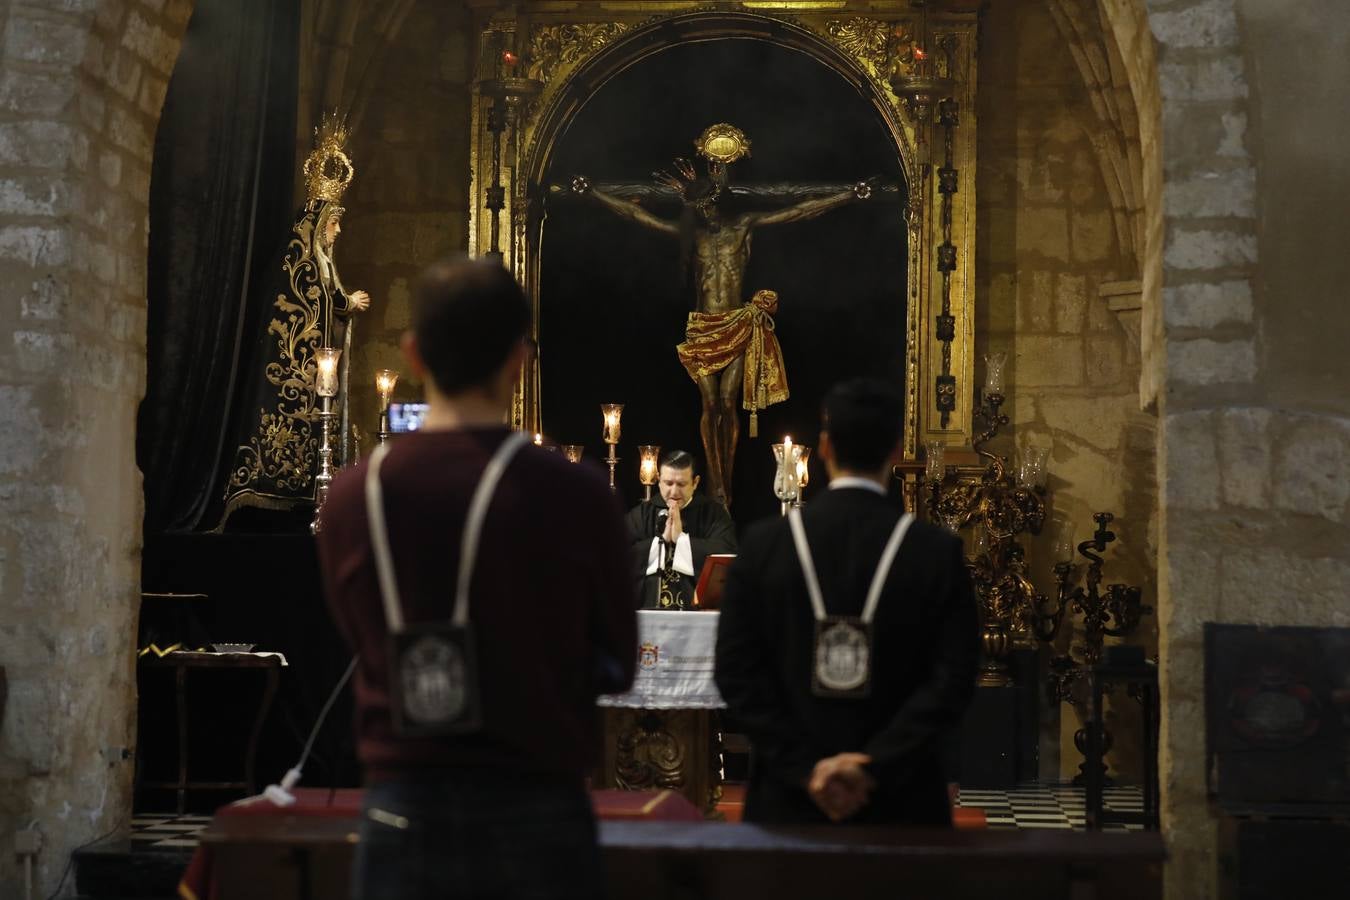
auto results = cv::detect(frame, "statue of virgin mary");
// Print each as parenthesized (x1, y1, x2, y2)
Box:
(217, 113, 370, 527)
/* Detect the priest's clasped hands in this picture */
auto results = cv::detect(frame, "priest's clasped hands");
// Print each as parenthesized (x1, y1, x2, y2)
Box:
(661, 498, 684, 544)
(808, 752, 876, 822)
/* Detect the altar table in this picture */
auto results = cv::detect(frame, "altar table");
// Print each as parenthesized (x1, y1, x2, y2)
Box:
(596, 610, 726, 813)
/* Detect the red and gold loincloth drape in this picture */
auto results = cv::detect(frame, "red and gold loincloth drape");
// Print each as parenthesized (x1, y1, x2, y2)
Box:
(676, 289, 789, 437)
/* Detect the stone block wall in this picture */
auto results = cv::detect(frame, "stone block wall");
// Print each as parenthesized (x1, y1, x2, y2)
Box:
(0, 1, 189, 896)
(316, 0, 475, 445)
(977, 0, 1158, 781)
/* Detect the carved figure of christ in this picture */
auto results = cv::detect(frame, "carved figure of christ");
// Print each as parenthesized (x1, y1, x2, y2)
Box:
(579, 179, 872, 507)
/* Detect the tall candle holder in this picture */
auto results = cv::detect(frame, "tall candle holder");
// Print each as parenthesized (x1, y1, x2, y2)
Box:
(311, 347, 342, 534)
(600, 404, 623, 492)
(772, 437, 802, 515)
(375, 369, 398, 444)
(638, 445, 661, 501)
(1037, 511, 1152, 784)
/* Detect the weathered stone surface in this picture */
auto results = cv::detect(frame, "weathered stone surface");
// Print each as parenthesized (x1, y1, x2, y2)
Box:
(1046, 394, 1129, 451)
(4, 13, 91, 67)
(1018, 269, 1055, 331)
(1012, 335, 1084, 386)
(1164, 411, 1220, 510)
(1164, 166, 1255, 218)
(1072, 208, 1116, 261)
(1220, 550, 1350, 621)
(1086, 334, 1127, 386)
(1272, 414, 1350, 521)
(0, 226, 71, 266)
(1216, 406, 1270, 508)
(1158, 54, 1248, 102)
(1054, 272, 1087, 333)
(1168, 336, 1256, 385)
(1163, 278, 1253, 329)
(121, 11, 178, 74)
(1163, 227, 1257, 270)
(1019, 206, 1071, 262)
(1149, 0, 1241, 48)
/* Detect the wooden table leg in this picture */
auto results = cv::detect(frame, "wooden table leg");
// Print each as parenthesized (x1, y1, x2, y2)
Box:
(175, 663, 188, 816)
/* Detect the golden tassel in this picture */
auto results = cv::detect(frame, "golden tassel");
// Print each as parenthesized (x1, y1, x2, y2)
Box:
(750, 410, 758, 438)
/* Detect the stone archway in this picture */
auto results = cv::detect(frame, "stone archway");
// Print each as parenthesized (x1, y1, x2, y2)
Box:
(1089, 2, 1350, 898)
(0, 1, 194, 893)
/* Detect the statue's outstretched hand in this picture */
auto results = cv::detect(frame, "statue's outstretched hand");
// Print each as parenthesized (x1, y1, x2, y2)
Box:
(349, 289, 371, 312)
(854, 176, 879, 200)
(571, 175, 592, 195)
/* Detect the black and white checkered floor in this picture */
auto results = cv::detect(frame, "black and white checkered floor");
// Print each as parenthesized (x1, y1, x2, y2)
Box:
(958, 784, 1146, 831)
(130, 784, 1145, 850)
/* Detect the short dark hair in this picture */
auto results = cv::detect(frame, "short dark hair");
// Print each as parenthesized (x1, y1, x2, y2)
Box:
(821, 378, 903, 471)
(412, 257, 529, 394)
(659, 449, 698, 477)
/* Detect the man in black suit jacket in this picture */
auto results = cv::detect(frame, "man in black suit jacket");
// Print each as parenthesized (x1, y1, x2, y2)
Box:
(715, 378, 978, 825)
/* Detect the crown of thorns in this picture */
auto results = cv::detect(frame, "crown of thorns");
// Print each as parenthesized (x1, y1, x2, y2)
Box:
(652, 158, 722, 210)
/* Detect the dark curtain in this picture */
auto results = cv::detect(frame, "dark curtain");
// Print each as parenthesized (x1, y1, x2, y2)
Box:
(137, 0, 300, 534)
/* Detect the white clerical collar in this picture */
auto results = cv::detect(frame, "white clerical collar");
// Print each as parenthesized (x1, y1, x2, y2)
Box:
(828, 476, 887, 497)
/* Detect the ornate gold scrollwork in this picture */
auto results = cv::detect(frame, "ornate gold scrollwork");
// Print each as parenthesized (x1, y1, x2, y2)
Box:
(615, 711, 686, 790)
(527, 22, 631, 86)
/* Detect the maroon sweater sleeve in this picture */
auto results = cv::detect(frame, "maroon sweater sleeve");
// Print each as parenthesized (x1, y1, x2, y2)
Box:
(589, 484, 638, 692)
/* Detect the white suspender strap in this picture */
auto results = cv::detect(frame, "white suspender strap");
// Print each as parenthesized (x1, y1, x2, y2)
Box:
(364, 431, 531, 633)
(787, 507, 916, 625)
(365, 442, 403, 632)
(862, 513, 915, 624)
(453, 431, 530, 627)
(787, 508, 828, 622)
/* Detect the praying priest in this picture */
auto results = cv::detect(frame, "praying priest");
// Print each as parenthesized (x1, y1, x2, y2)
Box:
(625, 450, 737, 609)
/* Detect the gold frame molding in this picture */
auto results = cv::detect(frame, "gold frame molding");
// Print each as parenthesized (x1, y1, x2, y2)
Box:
(467, 0, 980, 459)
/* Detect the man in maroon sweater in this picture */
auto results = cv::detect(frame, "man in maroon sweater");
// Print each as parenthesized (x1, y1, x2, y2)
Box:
(316, 258, 636, 900)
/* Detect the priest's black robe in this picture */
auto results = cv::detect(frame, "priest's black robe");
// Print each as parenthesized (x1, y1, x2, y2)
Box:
(625, 494, 737, 609)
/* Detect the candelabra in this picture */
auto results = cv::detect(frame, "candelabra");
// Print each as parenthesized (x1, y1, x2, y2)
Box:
(561, 445, 583, 464)
(1037, 511, 1151, 784)
(638, 445, 660, 501)
(927, 354, 1046, 686)
(375, 369, 398, 444)
(601, 404, 623, 492)
(310, 347, 342, 534)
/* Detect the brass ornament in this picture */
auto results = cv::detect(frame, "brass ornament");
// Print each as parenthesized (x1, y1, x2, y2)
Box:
(302, 112, 354, 205)
(694, 123, 752, 166)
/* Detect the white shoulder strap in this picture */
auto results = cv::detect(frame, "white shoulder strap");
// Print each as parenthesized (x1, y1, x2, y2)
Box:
(787, 508, 915, 624)
(453, 431, 530, 627)
(364, 432, 531, 633)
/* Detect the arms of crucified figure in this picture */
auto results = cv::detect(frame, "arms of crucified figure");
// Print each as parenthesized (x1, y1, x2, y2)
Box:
(571, 175, 678, 236)
(746, 178, 878, 227)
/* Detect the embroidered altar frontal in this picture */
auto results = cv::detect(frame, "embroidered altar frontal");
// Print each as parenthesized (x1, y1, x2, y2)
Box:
(600, 610, 725, 710)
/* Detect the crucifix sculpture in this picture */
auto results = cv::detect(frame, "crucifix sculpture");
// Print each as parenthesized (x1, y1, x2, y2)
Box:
(569, 124, 880, 507)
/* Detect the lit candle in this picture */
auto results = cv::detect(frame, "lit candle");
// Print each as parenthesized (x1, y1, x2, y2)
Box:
(375, 369, 399, 408)
(782, 436, 797, 497)
(561, 445, 583, 463)
(795, 445, 811, 489)
(638, 445, 661, 486)
(315, 348, 342, 398)
(600, 404, 623, 445)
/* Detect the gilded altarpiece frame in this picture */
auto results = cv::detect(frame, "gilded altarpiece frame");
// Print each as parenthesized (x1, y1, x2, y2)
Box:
(466, 0, 980, 462)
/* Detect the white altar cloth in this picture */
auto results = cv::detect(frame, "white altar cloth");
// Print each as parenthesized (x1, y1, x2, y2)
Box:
(598, 610, 726, 709)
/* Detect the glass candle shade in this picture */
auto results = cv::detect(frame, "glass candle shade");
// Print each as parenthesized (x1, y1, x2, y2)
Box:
(772, 437, 800, 502)
(561, 445, 584, 463)
(924, 439, 946, 484)
(1018, 444, 1051, 489)
(315, 347, 342, 398)
(794, 445, 812, 489)
(374, 369, 399, 408)
(600, 404, 623, 445)
(983, 350, 1008, 396)
(638, 445, 661, 486)
(1053, 519, 1076, 563)
(533, 433, 544, 446)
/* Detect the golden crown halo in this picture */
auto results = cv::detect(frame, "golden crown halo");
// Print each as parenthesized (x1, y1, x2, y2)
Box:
(303, 112, 354, 204)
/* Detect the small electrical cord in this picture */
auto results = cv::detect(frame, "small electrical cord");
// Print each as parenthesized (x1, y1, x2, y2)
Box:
(44, 822, 121, 900)
(259, 655, 357, 806)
